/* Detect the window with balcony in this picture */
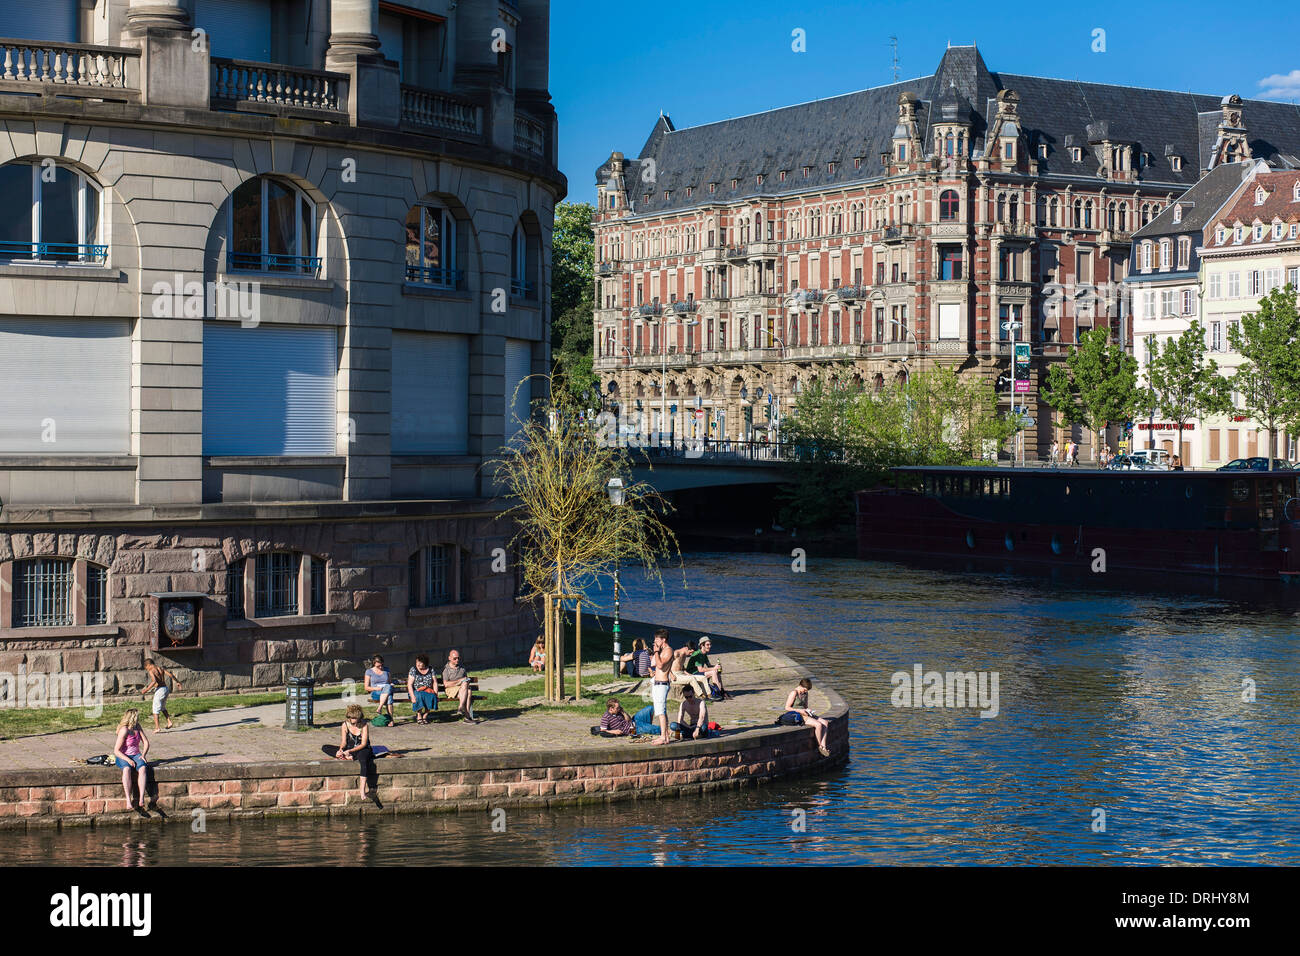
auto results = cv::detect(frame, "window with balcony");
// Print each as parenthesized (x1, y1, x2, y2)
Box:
(0, 161, 103, 264)
(405, 202, 460, 288)
(229, 176, 317, 275)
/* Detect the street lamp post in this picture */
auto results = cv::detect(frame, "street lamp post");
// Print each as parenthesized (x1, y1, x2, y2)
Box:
(651, 315, 697, 449)
(1000, 318, 1023, 465)
(1145, 333, 1156, 452)
(606, 476, 625, 675)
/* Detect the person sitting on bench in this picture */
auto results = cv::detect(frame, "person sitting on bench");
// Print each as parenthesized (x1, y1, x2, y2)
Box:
(407, 654, 439, 724)
(442, 649, 476, 722)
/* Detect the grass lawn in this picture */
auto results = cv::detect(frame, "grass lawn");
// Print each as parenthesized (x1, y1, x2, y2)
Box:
(0, 685, 352, 740)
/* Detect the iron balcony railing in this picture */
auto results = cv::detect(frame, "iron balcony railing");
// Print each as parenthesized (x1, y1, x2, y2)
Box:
(211, 58, 348, 116)
(834, 284, 869, 300)
(0, 240, 108, 263)
(596, 261, 619, 275)
(637, 303, 664, 316)
(672, 300, 698, 313)
(228, 251, 322, 275)
(789, 288, 824, 307)
(405, 265, 465, 289)
(725, 245, 747, 260)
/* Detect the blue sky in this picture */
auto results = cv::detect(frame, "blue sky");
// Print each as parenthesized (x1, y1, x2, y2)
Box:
(550, 0, 1300, 204)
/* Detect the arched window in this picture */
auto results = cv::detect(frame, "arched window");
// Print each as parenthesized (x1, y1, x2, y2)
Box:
(0, 161, 103, 263)
(512, 220, 540, 300)
(939, 189, 960, 221)
(996, 194, 1005, 222)
(229, 177, 317, 274)
(1009, 196, 1019, 224)
(405, 201, 460, 288)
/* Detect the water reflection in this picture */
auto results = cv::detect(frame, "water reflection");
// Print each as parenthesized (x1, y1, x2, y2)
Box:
(11, 554, 1300, 865)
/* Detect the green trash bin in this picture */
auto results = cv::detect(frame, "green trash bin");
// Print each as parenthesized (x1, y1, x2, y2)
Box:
(285, 676, 316, 730)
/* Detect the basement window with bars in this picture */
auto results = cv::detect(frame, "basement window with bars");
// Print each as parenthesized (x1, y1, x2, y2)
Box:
(409, 544, 470, 608)
(229, 553, 325, 620)
(227, 559, 245, 621)
(255, 553, 299, 618)
(12, 558, 74, 628)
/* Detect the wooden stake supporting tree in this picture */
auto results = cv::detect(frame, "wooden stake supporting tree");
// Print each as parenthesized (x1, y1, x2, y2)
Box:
(491, 376, 678, 703)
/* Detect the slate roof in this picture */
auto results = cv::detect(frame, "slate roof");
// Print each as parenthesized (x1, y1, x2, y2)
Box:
(1132, 161, 1258, 240)
(600, 46, 1300, 218)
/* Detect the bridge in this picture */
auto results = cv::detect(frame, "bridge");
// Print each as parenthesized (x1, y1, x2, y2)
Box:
(620, 440, 792, 492)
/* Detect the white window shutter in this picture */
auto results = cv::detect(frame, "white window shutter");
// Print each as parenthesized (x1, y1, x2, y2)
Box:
(0, 318, 130, 453)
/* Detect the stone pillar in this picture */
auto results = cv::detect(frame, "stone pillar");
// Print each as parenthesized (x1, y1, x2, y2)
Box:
(326, 0, 399, 128)
(123, 0, 209, 109)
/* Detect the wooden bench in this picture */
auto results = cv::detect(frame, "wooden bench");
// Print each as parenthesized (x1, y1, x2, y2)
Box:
(385, 677, 484, 720)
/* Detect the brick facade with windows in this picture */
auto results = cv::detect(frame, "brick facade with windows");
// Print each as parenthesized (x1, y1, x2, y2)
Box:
(592, 48, 1300, 459)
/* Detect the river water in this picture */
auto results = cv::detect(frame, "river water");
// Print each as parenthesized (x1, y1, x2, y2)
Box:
(12, 553, 1300, 865)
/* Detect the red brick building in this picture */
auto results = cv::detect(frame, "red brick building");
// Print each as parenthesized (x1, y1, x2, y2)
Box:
(592, 46, 1300, 457)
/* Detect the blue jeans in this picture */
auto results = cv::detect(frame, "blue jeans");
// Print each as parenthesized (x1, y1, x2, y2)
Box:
(116, 754, 147, 771)
(411, 690, 437, 713)
(634, 704, 660, 736)
(670, 722, 711, 738)
(370, 689, 392, 705)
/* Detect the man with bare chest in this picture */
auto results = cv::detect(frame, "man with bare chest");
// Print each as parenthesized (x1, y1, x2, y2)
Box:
(649, 628, 674, 745)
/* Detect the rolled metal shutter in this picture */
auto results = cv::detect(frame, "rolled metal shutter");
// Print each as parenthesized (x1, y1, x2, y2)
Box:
(504, 338, 532, 441)
(0, 1, 78, 43)
(193, 0, 272, 62)
(203, 323, 337, 455)
(0, 317, 130, 453)
(391, 331, 469, 454)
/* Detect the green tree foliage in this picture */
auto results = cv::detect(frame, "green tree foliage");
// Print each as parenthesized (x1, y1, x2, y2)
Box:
(1041, 327, 1141, 455)
(1227, 284, 1300, 468)
(1141, 320, 1232, 449)
(550, 202, 598, 402)
(778, 366, 1015, 528)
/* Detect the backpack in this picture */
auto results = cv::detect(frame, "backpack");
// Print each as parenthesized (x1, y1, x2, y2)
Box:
(775, 711, 804, 726)
(371, 714, 390, 727)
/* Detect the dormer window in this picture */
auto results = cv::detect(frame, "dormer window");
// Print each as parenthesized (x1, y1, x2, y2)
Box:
(1291, 224, 1299, 239)
(1159, 239, 1171, 269)
(1003, 141, 1014, 160)
(685, 187, 692, 198)
(1069, 147, 1082, 162)
(1292, 182, 1300, 201)
(1172, 204, 1182, 224)
(1234, 226, 1244, 243)
(708, 183, 716, 194)
(663, 191, 670, 201)
(1274, 221, 1284, 240)
(1254, 224, 1264, 241)
(854, 157, 862, 170)
(895, 145, 906, 162)
(731, 179, 738, 189)
(1170, 156, 1183, 171)
(827, 162, 836, 175)
(1216, 227, 1225, 244)
(1255, 187, 1267, 205)
(756, 174, 764, 186)
(803, 166, 812, 177)
(1140, 242, 1152, 272)
(779, 170, 787, 182)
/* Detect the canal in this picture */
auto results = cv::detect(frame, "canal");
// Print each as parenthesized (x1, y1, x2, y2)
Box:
(11, 552, 1300, 865)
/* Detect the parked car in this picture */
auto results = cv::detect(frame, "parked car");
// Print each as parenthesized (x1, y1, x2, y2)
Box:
(1106, 454, 1161, 471)
(1127, 449, 1172, 471)
(1216, 457, 1293, 471)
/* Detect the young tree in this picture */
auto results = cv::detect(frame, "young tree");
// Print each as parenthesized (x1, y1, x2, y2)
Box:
(490, 378, 678, 699)
(1227, 285, 1300, 469)
(1041, 327, 1141, 459)
(1143, 320, 1233, 461)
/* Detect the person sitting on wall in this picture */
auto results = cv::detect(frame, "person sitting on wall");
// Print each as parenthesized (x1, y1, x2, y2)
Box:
(671, 639, 712, 699)
(618, 637, 650, 677)
(328, 704, 381, 807)
(406, 654, 439, 725)
(687, 637, 728, 700)
(364, 655, 396, 725)
(669, 684, 711, 740)
(528, 637, 546, 674)
(785, 678, 831, 757)
(112, 708, 151, 818)
(443, 649, 477, 723)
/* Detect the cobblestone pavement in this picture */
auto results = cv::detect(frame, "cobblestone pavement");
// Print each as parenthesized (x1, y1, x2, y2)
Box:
(0, 647, 829, 772)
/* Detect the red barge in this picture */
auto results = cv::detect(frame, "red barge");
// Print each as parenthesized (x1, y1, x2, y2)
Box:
(856, 466, 1300, 580)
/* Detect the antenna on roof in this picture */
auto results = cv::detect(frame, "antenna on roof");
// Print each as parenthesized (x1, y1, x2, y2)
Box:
(890, 36, 900, 82)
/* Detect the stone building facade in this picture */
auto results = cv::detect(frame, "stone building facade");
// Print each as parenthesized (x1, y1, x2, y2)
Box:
(0, 0, 563, 693)
(592, 47, 1300, 459)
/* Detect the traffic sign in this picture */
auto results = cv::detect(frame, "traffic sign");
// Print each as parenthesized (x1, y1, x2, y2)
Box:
(1018, 416, 1035, 427)
(1001, 321, 1022, 331)
(694, 408, 704, 420)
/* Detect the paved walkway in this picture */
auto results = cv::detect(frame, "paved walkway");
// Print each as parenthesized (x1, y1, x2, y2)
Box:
(0, 647, 828, 772)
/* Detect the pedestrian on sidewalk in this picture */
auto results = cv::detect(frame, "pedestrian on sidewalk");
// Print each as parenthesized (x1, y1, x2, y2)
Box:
(1048, 440, 1060, 467)
(112, 708, 151, 817)
(141, 659, 182, 732)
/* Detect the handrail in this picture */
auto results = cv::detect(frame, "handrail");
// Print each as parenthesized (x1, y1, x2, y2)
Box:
(401, 85, 482, 135)
(0, 38, 138, 96)
(211, 57, 347, 114)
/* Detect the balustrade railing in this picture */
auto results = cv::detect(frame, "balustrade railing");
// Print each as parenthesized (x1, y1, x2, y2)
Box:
(211, 58, 347, 115)
(514, 115, 545, 158)
(0, 39, 139, 100)
(401, 85, 482, 136)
